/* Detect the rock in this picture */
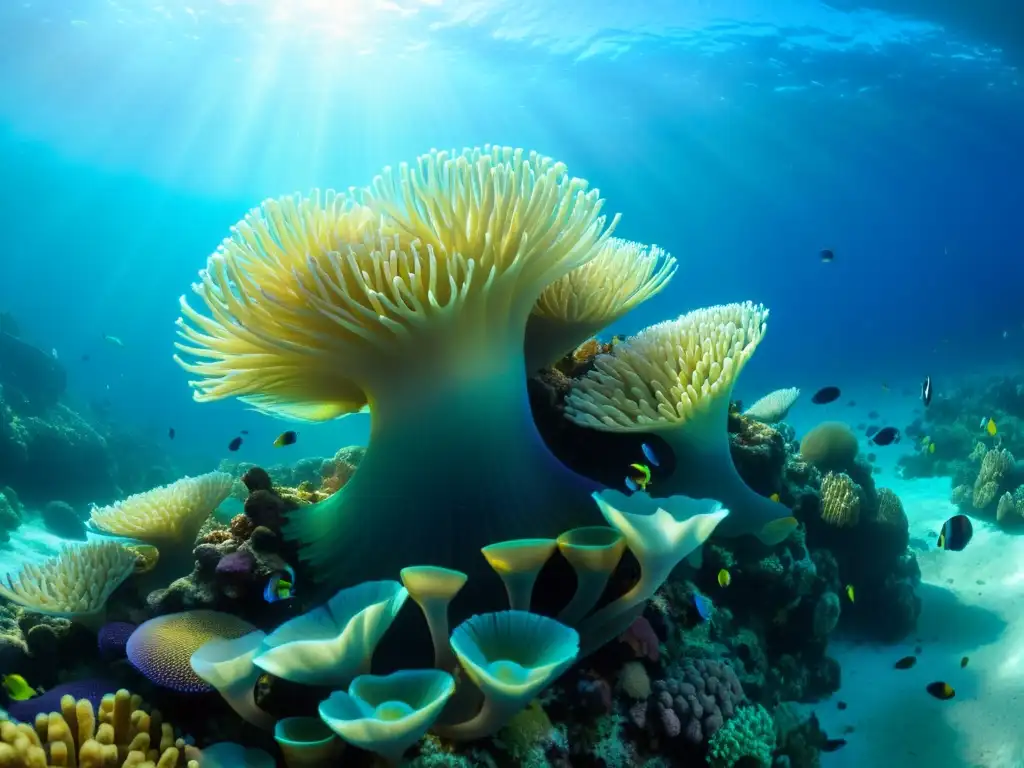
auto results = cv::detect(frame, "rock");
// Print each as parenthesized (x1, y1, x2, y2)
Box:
(41, 500, 87, 540)
(0, 331, 66, 413)
(241, 466, 273, 493)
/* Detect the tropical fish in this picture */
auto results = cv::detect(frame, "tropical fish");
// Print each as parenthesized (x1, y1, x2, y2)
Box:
(926, 681, 955, 700)
(693, 593, 713, 621)
(821, 739, 847, 752)
(625, 463, 651, 492)
(264, 565, 296, 603)
(102, 334, 124, 347)
(2, 674, 36, 701)
(168, 428, 175, 440)
(51, 348, 58, 360)
(929, 442, 936, 454)
(228, 436, 243, 452)
(820, 248, 834, 262)
(960, 656, 969, 668)
(893, 655, 917, 669)
(810, 386, 841, 405)
(241, 429, 249, 435)
(921, 376, 932, 406)
(938, 514, 973, 552)
(922, 436, 931, 447)
(641, 443, 660, 467)
(881, 382, 890, 392)
(870, 426, 900, 446)
(986, 418, 997, 437)
(717, 569, 731, 588)
(770, 493, 780, 503)
(274, 430, 298, 447)
(845, 584, 855, 603)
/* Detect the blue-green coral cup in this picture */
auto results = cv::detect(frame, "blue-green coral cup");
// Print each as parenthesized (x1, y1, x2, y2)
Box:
(274, 717, 343, 768)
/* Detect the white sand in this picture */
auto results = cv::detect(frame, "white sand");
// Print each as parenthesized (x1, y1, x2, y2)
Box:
(820, 475, 1024, 768)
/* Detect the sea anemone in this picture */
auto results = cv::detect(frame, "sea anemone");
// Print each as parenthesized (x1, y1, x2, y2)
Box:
(563, 303, 793, 543)
(173, 146, 633, 597)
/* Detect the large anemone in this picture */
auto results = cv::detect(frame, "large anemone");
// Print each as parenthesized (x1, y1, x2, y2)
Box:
(563, 302, 795, 544)
(174, 146, 659, 599)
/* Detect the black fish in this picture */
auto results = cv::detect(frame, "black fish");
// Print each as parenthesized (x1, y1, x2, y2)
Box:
(938, 514, 973, 552)
(241, 429, 249, 435)
(811, 386, 841, 405)
(228, 436, 243, 451)
(960, 656, 969, 668)
(847, 400, 857, 407)
(820, 248, 834, 262)
(926, 681, 955, 700)
(168, 428, 175, 440)
(822, 739, 847, 752)
(894, 655, 917, 669)
(866, 425, 880, 437)
(871, 426, 900, 445)
(922, 376, 932, 407)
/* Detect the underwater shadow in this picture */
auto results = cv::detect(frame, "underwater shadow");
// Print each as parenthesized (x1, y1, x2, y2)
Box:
(914, 582, 1007, 648)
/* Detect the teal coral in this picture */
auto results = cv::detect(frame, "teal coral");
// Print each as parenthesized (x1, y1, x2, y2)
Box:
(708, 704, 776, 767)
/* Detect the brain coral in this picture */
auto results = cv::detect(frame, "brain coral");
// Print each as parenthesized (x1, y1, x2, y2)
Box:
(820, 472, 861, 528)
(799, 422, 859, 472)
(126, 610, 256, 693)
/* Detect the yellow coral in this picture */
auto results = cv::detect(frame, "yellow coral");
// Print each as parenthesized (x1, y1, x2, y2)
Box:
(996, 492, 1019, 525)
(89, 472, 235, 545)
(875, 488, 906, 529)
(973, 448, 1014, 509)
(0, 542, 136, 625)
(820, 472, 860, 528)
(0, 688, 197, 767)
(619, 660, 651, 700)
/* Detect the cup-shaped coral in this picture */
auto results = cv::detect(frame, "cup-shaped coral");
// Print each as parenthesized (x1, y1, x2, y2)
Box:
(555, 526, 626, 625)
(274, 717, 343, 768)
(319, 669, 455, 764)
(564, 302, 796, 546)
(480, 539, 556, 612)
(578, 490, 728, 653)
(173, 147, 644, 597)
(254, 580, 408, 686)
(201, 742, 277, 768)
(438, 610, 579, 740)
(191, 630, 274, 730)
(400, 566, 467, 670)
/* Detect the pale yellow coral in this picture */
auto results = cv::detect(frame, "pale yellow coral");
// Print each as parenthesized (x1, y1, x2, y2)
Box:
(89, 472, 234, 545)
(743, 387, 801, 424)
(972, 448, 1014, 509)
(951, 484, 972, 507)
(0, 688, 198, 767)
(876, 488, 907, 530)
(820, 472, 860, 528)
(0, 542, 136, 625)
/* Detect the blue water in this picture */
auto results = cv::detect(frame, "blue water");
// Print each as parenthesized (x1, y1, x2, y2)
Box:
(0, 0, 1021, 468)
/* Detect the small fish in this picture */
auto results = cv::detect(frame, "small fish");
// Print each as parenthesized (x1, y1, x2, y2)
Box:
(894, 655, 917, 669)
(867, 410, 880, 419)
(865, 425, 880, 438)
(51, 348, 58, 359)
(921, 376, 932, 407)
(870, 426, 900, 446)
(241, 429, 249, 434)
(928, 442, 936, 454)
(264, 565, 296, 603)
(811, 386, 841, 405)
(820, 248, 834, 262)
(168, 428, 175, 440)
(273, 430, 298, 448)
(1003, 330, 1009, 339)
(960, 656, 969, 668)
(2, 674, 36, 701)
(717, 569, 731, 588)
(625, 476, 640, 493)
(693, 593, 713, 621)
(228, 436, 243, 452)
(821, 739, 848, 753)
(837, 701, 847, 710)
(770, 493, 780, 503)
(922, 436, 931, 446)
(937, 514, 973, 552)
(625, 463, 651, 492)
(102, 334, 124, 347)
(845, 584, 855, 603)
(881, 382, 890, 392)
(986, 418, 997, 437)
(867, 452, 877, 461)
(641, 443, 660, 467)
(81, 354, 90, 362)
(926, 681, 955, 700)
(979, 417, 988, 429)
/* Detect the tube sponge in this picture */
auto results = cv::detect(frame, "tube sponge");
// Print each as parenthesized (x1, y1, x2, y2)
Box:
(191, 631, 274, 730)
(527, 237, 677, 371)
(254, 580, 408, 686)
(319, 669, 455, 763)
(563, 303, 794, 545)
(174, 146, 616, 593)
(0, 541, 136, 626)
(438, 611, 579, 740)
(89, 471, 235, 544)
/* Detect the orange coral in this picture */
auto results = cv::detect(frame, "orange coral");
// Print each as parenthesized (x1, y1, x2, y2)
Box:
(320, 461, 357, 496)
(202, 528, 231, 545)
(229, 514, 255, 541)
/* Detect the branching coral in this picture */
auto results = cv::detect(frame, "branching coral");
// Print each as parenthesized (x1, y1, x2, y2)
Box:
(820, 472, 860, 528)
(972, 447, 1014, 509)
(526, 237, 677, 371)
(563, 303, 795, 544)
(0, 542, 136, 628)
(0, 688, 197, 767)
(89, 472, 234, 545)
(173, 146, 627, 595)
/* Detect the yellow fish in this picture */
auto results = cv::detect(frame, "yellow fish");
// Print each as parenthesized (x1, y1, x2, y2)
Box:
(625, 463, 651, 492)
(717, 569, 731, 588)
(770, 493, 780, 503)
(929, 442, 936, 454)
(845, 584, 855, 603)
(922, 436, 931, 446)
(986, 418, 997, 437)
(2, 674, 36, 701)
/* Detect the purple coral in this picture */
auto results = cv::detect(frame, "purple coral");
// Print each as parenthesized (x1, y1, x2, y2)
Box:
(651, 659, 747, 744)
(7, 678, 118, 722)
(215, 550, 255, 577)
(97, 621, 136, 661)
(620, 616, 660, 661)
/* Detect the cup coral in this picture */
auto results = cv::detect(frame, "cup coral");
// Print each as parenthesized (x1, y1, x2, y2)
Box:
(173, 146, 630, 596)
(274, 717, 342, 768)
(191, 631, 274, 730)
(526, 237, 677, 371)
(555, 526, 626, 625)
(400, 566, 467, 670)
(319, 669, 456, 764)
(480, 539, 556, 612)
(563, 303, 794, 545)
(0, 541, 136, 628)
